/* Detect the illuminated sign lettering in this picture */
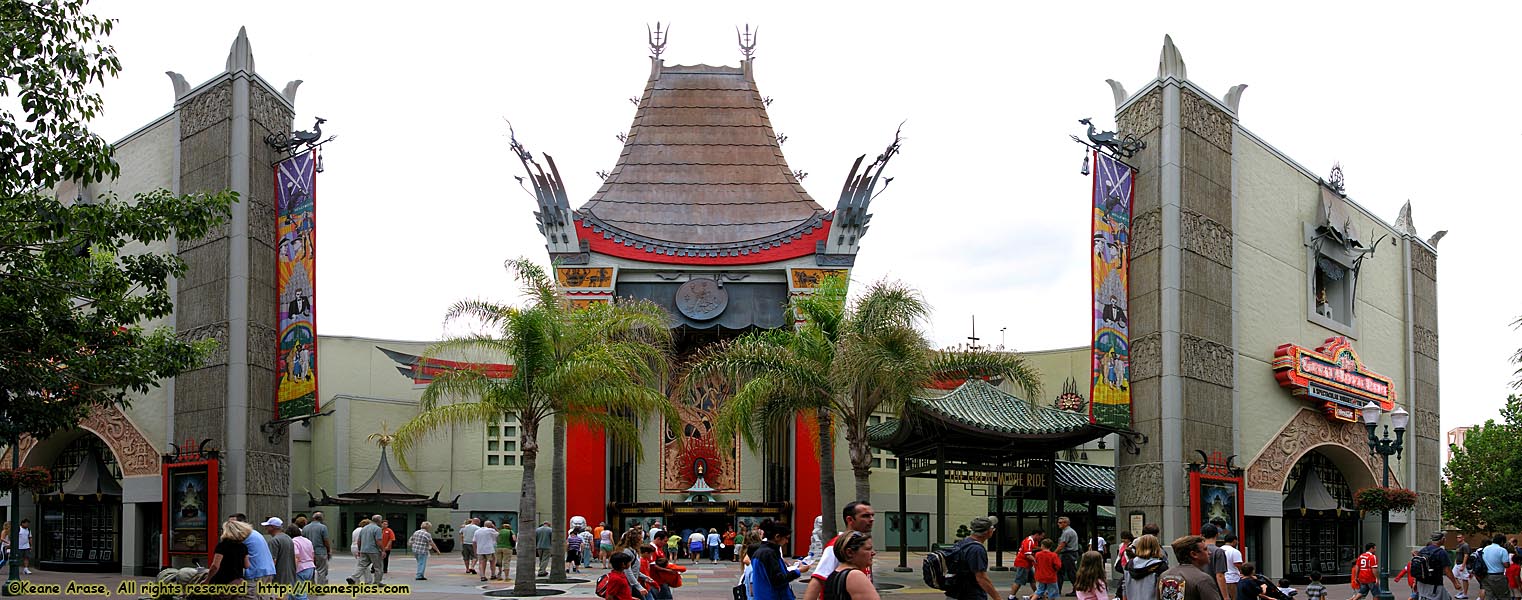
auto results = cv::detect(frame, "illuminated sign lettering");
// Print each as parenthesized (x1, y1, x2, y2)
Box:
(1272, 336, 1395, 422)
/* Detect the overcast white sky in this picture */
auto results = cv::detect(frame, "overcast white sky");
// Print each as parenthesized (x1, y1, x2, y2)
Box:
(88, 2, 1518, 438)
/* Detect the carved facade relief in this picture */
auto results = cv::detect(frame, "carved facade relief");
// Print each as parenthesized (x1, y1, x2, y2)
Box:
(249, 84, 293, 137)
(1413, 326, 1439, 360)
(1118, 89, 1162, 138)
(1181, 210, 1233, 267)
(2, 405, 160, 477)
(1411, 245, 1437, 280)
(1130, 334, 1163, 381)
(1132, 210, 1162, 257)
(1116, 462, 1164, 507)
(1245, 408, 1385, 492)
(1179, 334, 1233, 387)
(1180, 89, 1233, 153)
(179, 81, 232, 138)
(80, 404, 161, 476)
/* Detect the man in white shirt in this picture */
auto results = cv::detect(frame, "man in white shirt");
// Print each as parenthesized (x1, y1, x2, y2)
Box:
(17, 519, 31, 575)
(1221, 533, 1244, 600)
(473, 520, 498, 583)
(803, 501, 875, 600)
(460, 519, 480, 574)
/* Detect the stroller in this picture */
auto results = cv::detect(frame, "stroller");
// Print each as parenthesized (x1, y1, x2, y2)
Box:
(146, 562, 211, 600)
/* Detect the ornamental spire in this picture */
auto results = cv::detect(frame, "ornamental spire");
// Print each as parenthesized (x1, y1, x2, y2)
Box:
(648, 22, 668, 59)
(737, 24, 757, 60)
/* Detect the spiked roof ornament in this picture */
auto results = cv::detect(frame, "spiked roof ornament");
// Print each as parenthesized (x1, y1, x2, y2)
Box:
(737, 24, 757, 60)
(648, 22, 669, 59)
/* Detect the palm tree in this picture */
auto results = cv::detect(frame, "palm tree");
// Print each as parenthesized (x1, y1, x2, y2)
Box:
(391, 258, 672, 595)
(687, 275, 1043, 530)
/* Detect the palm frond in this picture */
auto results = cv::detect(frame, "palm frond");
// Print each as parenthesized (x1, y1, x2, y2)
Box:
(929, 347, 1044, 399)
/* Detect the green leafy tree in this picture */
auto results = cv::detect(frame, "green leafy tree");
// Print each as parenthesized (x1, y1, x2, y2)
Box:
(1441, 394, 1522, 532)
(391, 258, 672, 594)
(686, 275, 1042, 535)
(0, 0, 236, 585)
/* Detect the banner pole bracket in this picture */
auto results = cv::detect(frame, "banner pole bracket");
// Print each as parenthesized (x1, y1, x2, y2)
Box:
(261, 409, 335, 444)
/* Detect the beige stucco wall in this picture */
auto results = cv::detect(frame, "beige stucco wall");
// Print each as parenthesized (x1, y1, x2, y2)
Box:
(1233, 133, 1411, 483)
(86, 114, 179, 454)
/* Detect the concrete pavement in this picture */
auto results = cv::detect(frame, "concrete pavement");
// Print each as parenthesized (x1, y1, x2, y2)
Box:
(9, 551, 1431, 599)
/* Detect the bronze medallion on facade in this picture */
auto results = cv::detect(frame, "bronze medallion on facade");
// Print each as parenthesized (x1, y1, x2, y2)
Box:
(675, 278, 728, 321)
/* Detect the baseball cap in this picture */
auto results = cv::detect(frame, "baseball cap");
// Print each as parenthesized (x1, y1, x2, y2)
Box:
(1429, 531, 1445, 542)
(261, 517, 284, 527)
(970, 517, 995, 534)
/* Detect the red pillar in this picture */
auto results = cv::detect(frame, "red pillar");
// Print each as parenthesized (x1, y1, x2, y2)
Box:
(565, 423, 607, 526)
(792, 413, 822, 557)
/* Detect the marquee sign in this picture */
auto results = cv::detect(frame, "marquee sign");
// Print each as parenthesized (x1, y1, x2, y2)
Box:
(1272, 336, 1394, 422)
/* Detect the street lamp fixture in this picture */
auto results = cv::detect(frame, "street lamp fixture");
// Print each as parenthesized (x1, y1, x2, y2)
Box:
(1359, 401, 1407, 600)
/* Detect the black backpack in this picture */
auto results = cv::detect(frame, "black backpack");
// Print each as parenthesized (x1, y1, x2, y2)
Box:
(922, 539, 974, 591)
(1467, 550, 1488, 577)
(1409, 547, 1442, 585)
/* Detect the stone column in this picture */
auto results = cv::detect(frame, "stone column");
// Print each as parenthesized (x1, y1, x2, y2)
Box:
(1408, 241, 1440, 538)
(1114, 37, 1237, 541)
(172, 28, 293, 528)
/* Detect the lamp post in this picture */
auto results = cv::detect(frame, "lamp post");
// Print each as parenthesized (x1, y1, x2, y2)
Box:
(1360, 401, 1409, 600)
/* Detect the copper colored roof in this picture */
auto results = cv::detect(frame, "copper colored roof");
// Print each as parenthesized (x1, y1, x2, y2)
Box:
(579, 60, 825, 249)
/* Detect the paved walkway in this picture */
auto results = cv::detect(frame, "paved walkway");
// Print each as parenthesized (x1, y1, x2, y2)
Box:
(8, 553, 1425, 599)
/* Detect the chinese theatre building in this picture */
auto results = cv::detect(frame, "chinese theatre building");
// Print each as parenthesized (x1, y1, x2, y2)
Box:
(1105, 36, 1442, 580)
(503, 30, 899, 552)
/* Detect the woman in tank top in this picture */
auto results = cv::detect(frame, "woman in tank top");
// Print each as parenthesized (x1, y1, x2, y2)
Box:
(822, 531, 880, 600)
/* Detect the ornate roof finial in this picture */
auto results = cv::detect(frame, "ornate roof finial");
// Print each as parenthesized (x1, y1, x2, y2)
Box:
(225, 26, 255, 74)
(1157, 34, 1186, 81)
(1327, 162, 1346, 194)
(367, 422, 395, 448)
(737, 24, 758, 60)
(648, 22, 669, 59)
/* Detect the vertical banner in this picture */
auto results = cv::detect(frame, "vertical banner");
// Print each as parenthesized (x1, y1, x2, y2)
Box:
(1090, 151, 1132, 428)
(275, 151, 318, 418)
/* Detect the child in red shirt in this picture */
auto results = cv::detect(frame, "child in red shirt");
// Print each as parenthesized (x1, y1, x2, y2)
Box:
(602, 551, 636, 600)
(1393, 563, 1417, 600)
(1033, 538, 1062, 600)
(1505, 554, 1519, 600)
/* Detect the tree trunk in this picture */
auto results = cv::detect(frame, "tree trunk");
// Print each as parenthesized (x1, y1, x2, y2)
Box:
(846, 426, 872, 506)
(549, 412, 568, 582)
(816, 408, 838, 543)
(513, 427, 540, 595)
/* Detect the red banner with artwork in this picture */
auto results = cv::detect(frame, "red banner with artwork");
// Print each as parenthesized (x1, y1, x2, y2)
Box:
(1090, 151, 1133, 428)
(275, 151, 318, 418)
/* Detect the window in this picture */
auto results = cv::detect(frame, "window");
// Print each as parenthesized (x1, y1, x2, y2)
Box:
(866, 415, 898, 470)
(1304, 189, 1377, 337)
(1311, 255, 1354, 328)
(485, 414, 521, 468)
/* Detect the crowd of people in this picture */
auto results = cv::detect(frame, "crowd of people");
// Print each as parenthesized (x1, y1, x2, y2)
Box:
(919, 516, 1522, 600)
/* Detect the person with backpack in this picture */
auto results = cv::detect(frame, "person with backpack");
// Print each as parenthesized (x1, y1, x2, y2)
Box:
(1414, 531, 1462, 600)
(1122, 534, 1167, 600)
(924, 516, 998, 600)
(1479, 534, 1512, 600)
(599, 551, 637, 600)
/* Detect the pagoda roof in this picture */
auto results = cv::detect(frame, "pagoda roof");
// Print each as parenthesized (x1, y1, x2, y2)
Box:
(308, 448, 459, 508)
(578, 60, 826, 253)
(869, 379, 1118, 461)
